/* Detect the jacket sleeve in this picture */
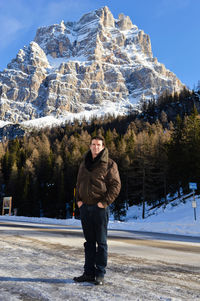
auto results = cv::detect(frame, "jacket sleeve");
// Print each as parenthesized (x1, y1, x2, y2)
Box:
(75, 163, 83, 203)
(103, 160, 121, 206)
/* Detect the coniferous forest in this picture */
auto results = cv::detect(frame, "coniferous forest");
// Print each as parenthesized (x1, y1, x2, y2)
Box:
(0, 88, 200, 219)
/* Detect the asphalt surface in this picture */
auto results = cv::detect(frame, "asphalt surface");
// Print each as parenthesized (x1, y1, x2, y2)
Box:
(1, 219, 200, 264)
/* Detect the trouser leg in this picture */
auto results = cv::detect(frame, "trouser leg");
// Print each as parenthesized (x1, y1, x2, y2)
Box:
(80, 205, 96, 276)
(80, 204, 109, 278)
(94, 206, 109, 277)
(83, 241, 96, 276)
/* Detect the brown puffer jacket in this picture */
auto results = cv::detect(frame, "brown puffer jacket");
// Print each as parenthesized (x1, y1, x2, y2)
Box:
(76, 148, 121, 208)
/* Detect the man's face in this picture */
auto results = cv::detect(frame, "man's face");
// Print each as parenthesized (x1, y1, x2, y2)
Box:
(90, 139, 104, 159)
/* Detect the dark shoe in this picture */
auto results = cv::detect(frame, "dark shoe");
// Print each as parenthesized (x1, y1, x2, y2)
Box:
(73, 273, 95, 283)
(95, 276, 104, 285)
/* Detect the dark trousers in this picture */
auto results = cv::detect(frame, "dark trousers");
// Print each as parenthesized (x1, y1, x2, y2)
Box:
(80, 204, 109, 278)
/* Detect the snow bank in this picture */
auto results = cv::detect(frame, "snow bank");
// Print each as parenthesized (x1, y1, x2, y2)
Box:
(1, 196, 200, 237)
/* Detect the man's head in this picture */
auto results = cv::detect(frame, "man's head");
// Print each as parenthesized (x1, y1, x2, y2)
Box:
(90, 136, 105, 159)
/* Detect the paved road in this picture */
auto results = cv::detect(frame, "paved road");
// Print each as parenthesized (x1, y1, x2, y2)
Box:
(1, 219, 200, 266)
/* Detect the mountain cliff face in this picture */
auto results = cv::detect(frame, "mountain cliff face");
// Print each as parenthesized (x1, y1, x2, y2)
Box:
(0, 6, 184, 124)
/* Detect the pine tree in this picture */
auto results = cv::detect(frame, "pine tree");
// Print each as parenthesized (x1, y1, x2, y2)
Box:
(167, 115, 185, 195)
(181, 107, 200, 184)
(1, 151, 13, 186)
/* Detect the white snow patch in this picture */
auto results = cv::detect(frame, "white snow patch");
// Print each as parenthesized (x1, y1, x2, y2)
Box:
(20, 99, 136, 129)
(0, 120, 13, 127)
(47, 54, 88, 69)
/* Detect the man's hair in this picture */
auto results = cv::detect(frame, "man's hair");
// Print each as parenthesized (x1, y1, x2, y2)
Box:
(90, 135, 105, 146)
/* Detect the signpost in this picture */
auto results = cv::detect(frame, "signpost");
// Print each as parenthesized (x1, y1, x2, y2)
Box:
(73, 188, 76, 218)
(189, 182, 197, 190)
(192, 200, 197, 220)
(189, 183, 197, 221)
(2, 196, 12, 216)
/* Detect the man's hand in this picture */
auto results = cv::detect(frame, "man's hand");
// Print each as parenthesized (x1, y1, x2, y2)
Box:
(77, 201, 83, 208)
(97, 202, 105, 208)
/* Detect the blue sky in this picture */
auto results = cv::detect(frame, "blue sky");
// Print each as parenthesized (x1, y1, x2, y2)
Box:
(0, 0, 199, 89)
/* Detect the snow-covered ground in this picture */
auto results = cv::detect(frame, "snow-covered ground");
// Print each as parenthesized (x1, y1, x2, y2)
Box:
(0, 197, 200, 301)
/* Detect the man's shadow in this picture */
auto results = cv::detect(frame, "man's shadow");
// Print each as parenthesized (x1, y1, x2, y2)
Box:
(0, 277, 73, 284)
(0, 277, 94, 286)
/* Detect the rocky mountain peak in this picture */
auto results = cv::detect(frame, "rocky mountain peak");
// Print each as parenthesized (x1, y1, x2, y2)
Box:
(8, 42, 49, 72)
(98, 6, 115, 27)
(117, 13, 133, 30)
(0, 6, 184, 125)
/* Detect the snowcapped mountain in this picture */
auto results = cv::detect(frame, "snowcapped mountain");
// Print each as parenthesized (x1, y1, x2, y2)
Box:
(0, 6, 184, 128)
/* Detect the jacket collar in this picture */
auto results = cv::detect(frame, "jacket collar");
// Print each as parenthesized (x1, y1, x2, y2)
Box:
(99, 147, 108, 163)
(84, 148, 108, 171)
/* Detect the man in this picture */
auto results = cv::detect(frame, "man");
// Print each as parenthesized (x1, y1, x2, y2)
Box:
(73, 135, 121, 285)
